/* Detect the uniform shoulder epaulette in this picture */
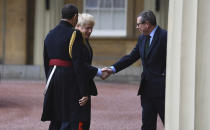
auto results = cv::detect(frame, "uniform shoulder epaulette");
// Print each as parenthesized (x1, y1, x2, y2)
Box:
(69, 30, 87, 58)
(69, 31, 76, 58)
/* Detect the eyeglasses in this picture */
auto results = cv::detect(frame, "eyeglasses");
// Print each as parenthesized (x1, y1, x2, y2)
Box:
(136, 22, 145, 27)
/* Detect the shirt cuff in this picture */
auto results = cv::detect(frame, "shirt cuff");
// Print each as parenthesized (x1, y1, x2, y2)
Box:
(96, 68, 102, 76)
(110, 66, 116, 73)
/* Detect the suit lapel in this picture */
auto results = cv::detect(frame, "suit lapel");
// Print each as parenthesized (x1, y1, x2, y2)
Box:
(145, 27, 161, 59)
(142, 37, 147, 59)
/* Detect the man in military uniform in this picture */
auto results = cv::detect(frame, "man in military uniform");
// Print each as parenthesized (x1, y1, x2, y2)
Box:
(41, 4, 105, 130)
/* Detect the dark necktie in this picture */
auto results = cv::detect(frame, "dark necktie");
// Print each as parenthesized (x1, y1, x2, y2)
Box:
(144, 35, 151, 57)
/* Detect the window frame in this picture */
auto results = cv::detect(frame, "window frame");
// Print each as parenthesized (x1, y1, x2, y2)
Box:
(83, 0, 128, 37)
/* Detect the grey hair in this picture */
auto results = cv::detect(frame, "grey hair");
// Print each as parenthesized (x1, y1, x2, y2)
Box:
(138, 10, 157, 26)
(77, 13, 95, 27)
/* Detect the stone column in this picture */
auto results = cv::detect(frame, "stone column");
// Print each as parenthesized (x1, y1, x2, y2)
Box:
(165, 0, 210, 130)
(195, 0, 210, 129)
(33, 0, 64, 65)
(33, 0, 46, 65)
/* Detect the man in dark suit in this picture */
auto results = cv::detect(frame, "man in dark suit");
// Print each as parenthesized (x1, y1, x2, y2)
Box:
(103, 10, 167, 130)
(41, 4, 106, 130)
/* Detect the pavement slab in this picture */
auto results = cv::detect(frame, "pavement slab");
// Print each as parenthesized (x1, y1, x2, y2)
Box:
(0, 81, 164, 130)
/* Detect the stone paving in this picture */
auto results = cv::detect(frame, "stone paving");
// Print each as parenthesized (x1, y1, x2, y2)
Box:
(0, 80, 164, 130)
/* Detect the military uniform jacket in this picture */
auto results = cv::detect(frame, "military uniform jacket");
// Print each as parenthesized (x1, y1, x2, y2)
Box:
(41, 20, 98, 122)
(113, 26, 167, 98)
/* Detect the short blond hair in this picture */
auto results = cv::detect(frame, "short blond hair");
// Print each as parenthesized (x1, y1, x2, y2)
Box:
(77, 13, 95, 27)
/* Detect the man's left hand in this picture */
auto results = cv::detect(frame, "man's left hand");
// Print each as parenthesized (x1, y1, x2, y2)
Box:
(79, 96, 88, 106)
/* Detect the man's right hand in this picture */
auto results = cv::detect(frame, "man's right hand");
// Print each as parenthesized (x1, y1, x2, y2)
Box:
(100, 67, 113, 80)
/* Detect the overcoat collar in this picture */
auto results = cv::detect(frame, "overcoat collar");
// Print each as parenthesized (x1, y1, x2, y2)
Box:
(59, 20, 73, 28)
(85, 39, 93, 61)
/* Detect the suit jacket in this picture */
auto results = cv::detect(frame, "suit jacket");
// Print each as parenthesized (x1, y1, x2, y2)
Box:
(41, 20, 97, 122)
(113, 26, 167, 98)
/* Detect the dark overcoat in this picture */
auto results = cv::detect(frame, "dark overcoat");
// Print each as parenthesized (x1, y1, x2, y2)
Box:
(113, 26, 167, 98)
(41, 20, 98, 122)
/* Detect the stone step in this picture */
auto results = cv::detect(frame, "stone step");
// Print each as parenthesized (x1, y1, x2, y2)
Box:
(0, 65, 142, 83)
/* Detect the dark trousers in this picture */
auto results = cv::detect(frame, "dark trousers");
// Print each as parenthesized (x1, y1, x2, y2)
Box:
(49, 121, 90, 130)
(141, 96, 165, 130)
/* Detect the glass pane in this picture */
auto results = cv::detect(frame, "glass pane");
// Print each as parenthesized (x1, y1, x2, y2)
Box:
(86, 0, 98, 8)
(113, 11, 126, 29)
(99, 10, 112, 29)
(113, 0, 125, 8)
(100, 0, 112, 8)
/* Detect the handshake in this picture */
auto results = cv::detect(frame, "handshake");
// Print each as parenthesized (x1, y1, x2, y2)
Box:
(99, 67, 114, 80)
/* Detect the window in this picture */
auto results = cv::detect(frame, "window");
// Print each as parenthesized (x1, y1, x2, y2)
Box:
(84, 0, 127, 37)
